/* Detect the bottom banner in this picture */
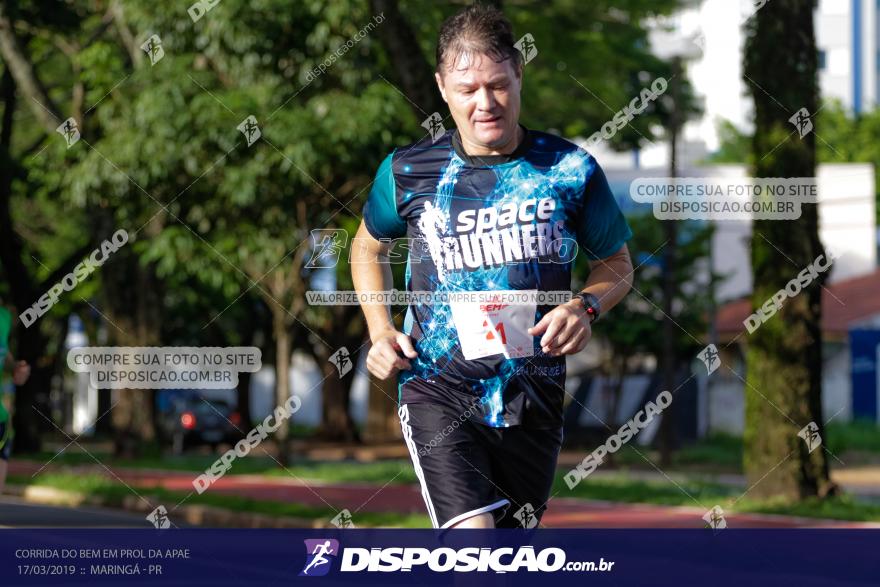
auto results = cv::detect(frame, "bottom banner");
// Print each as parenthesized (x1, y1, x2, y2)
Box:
(0, 529, 876, 586)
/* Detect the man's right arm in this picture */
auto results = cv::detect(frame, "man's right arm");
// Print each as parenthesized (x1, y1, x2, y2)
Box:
(351, 220, 417, 380)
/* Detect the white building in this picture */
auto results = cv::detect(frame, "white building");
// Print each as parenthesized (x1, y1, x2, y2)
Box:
(587, 0, 880, 169)
(573, 1, 880, 436)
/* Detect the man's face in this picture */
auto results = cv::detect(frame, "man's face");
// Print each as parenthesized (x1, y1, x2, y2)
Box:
(435, 52, 522, 153)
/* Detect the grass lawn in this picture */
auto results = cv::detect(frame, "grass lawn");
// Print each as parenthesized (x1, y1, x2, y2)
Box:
(22, 450, 421, 484)
(576, 421, 880, 472)
(555, 472, 738, 506)
(555, 471, 880, 522)
(7, 472, 430, 528)
(826, 420, 880, 455)
(604, 433, 743, 471)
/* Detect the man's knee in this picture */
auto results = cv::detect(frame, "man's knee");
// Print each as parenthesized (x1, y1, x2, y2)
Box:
(450, 512, 495, 529)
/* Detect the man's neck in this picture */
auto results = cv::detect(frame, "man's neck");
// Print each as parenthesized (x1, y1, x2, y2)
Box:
(459, 125, 524, 157)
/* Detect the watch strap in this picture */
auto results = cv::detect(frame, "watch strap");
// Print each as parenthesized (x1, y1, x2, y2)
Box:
(576, 292, 600, 323)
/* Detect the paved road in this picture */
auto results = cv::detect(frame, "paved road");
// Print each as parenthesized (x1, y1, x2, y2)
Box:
(0, 495, 154, 528)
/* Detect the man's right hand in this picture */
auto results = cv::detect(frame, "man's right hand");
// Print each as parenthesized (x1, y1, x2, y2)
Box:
(366, 330, 418, 380)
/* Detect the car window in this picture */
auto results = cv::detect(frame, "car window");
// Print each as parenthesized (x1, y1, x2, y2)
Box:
(192, 400, 230, 415)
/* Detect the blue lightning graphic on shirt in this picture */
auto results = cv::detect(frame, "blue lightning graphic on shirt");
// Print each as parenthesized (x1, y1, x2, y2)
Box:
(401, 149, 593, 427)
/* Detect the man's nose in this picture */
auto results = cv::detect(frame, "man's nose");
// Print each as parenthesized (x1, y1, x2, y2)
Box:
(475, 86, 496, 111)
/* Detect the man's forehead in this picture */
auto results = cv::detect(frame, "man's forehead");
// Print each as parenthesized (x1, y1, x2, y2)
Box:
(445, 51, 515, 82)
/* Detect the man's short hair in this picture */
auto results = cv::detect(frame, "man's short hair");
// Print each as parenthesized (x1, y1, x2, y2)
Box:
(435, 3, 521, 75)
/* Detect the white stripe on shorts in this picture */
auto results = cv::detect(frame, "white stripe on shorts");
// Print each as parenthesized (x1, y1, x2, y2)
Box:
(398, 403, 439, 528)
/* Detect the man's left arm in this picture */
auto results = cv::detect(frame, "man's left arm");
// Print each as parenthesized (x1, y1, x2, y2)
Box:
(528, 244, 633, 356)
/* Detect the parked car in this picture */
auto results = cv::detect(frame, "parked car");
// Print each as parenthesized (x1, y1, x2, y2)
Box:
(157, 394, 244, 454)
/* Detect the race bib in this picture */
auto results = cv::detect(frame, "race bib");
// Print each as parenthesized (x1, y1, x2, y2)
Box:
(449, 290, 536, 360)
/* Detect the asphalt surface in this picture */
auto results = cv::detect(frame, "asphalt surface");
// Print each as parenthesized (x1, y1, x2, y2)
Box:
(0, 495, 154, 528)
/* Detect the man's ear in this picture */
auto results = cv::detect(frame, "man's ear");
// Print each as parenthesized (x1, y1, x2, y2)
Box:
(435, 71, 448, 104)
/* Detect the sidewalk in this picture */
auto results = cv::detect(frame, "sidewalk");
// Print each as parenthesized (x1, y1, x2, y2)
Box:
(9, 460, 879, 528)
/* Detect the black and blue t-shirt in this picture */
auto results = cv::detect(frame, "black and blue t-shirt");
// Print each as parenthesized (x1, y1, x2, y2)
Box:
(364, 126, 632, 429)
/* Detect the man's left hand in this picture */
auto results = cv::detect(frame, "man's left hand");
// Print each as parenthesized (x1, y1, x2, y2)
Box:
(528, 300, 592, 357)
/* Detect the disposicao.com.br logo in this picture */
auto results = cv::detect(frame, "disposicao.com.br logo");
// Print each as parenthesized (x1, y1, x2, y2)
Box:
(298, 539, 614, 575)
(300, 539, 340, 577)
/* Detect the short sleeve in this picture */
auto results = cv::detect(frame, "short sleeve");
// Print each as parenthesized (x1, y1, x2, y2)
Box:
(363, 151, 407, 240)
(575, 158, 633, 260)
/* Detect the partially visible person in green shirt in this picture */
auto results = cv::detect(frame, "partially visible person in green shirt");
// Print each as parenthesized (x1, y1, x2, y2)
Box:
(0, 301, 31, 494)
(0, 305, 13, 426)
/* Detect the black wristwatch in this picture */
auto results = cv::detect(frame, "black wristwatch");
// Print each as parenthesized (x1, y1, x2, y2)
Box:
(574, 292, 601, 323)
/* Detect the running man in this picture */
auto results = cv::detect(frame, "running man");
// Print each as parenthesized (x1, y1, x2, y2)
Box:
(302, 540, 335, 575)
(352, 4, 633, 528)
(0, 300, 30, 493)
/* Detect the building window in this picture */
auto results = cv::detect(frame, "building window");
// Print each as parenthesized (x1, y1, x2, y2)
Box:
(818, 49, 827, 70)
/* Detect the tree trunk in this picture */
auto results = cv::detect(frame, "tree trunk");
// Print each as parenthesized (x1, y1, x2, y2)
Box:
(742, 0, 833, 499)
(364, 339, 402, 443)
(0, 67, 44, 452)
(369, 0, 446, 120)
(101, 240, 162, 458)
(235, 318, 256, 426)
(316, 348, 360, 443)
(236, 370, 252, 427)
(272, 311, 292, 465)
(605, 352, 628, 468)
(0, 2, 61, 132)
(659, 57, 683, 467)
(300, 303, 362, 442)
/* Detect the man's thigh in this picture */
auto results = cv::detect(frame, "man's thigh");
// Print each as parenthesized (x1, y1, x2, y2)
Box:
(489, 425, 563, 528)
(399, 403, 510, 528)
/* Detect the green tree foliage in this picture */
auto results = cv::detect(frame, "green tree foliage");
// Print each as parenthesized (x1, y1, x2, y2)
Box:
(704, 119, 752, 164)
(2, 0, 694, 452)
(591, 214, 717, 362)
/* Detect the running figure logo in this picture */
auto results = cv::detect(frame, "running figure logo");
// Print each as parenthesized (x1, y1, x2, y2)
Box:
(329, 347, 352, 378)
(514, 33, 538, 64)
(702, 505, 727, 531)
(514, 503, 539, 528)
(421, 112, 446, 142)
(299, 539, 340, 577)
(697, 344, 720, 375)
(788, 107, 813, 138)
(237, 115, 262, 147)
(140, 34, 165, 66)
(146, 505, 171, 529)
(305, 229, 347, 269)
(330, 508, 356, 528)
(798, 421, 822, 453)
(56, 117, 80, 149)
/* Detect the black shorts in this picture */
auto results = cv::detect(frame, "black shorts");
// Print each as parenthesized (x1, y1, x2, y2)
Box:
(0, 421, 11, 461)
(398, 402, 563, 529)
